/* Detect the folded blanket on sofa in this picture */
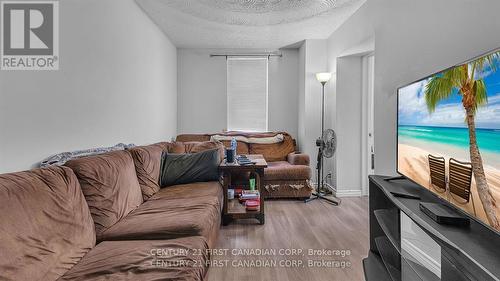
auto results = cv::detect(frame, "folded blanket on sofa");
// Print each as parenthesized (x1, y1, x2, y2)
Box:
(40, 143, 135, 167)
(210, 134, 284, 144)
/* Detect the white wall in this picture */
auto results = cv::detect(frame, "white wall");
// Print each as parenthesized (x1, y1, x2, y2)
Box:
(177, 49, 227, 133)
(268, 50, 300, 138)
(336, 56, 363, 193)
(0, 0, 177, 173)
(372, 0, 500, 175)
(298, 43, 306, 151)
(326, 3, 374, 196)
(298, 40, 330, 181)
(326, 0, 500, 194)
(177, 48, 299, 139)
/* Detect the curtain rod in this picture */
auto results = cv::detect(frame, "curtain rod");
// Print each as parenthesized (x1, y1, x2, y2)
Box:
(210, 53, 282, 58)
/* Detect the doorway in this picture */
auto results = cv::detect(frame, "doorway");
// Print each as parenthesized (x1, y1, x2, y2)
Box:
(361, 53, 375, 195)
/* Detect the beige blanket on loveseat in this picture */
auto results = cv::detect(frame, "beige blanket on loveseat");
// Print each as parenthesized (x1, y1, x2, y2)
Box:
(210, 134, 284, 144)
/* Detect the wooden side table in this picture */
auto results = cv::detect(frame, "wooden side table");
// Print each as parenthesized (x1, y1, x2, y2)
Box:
(219, 154, 268, 225)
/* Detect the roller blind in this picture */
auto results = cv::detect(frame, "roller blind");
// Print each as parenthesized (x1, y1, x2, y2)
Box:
(227, 58, 268, 132)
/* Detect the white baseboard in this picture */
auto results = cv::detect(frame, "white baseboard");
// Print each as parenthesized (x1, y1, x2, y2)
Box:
(336, 189, 363, 197)
(312, 182, 337, 193)
(312, 182, 363, 197)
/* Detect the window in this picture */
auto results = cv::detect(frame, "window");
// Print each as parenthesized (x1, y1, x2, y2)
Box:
(227, 57, 268, 132)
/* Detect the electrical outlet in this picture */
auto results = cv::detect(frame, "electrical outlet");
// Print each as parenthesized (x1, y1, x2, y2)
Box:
(324, 172, 333, 186)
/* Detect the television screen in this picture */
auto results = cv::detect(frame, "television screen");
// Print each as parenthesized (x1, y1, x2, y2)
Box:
(397, 49, 500, 232)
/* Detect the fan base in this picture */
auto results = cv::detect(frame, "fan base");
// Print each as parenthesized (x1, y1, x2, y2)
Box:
(304, 192, 341, 205)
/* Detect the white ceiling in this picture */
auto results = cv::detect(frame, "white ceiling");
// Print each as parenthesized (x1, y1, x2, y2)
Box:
(136, 0, 366, 49)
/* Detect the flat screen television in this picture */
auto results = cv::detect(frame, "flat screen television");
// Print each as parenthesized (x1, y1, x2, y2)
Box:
(397, 48, 500, 233)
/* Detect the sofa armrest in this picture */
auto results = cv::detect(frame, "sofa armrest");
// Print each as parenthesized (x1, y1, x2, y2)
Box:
(287, 152, 310, 166)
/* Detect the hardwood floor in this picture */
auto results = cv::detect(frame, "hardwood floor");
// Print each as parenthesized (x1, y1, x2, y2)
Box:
(207, 197, 369, 281)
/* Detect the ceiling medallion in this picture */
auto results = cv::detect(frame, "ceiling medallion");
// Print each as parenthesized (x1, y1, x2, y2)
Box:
(198, 0, 330, 14)
(160, 0, 353, 26)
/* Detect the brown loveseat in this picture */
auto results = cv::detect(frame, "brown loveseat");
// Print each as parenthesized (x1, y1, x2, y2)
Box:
(0, 141, 223, 281)
(176, 132, 313, 199)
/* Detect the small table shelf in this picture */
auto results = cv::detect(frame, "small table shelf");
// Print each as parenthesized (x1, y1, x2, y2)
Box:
(219, 155, 267, 225)
(227, 199, 260, 214)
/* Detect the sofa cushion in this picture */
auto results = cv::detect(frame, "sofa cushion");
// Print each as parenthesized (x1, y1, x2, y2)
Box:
(98, 195, 221, 248)
(167, 141, 225, 160)
(264, 161, 311, 181)
(128, 142, 171, 200)
(249, 133, 295, 161)
(167, 141, 188, 154)
(59, 237, 209, 281)
(65, 150, 143, 237)
(176, 134, 211, 142)
(184, 141, 224, 157)
(287, 152, 310, 166)
(150, 181, 223, 206)
(0, 166, 95, 281)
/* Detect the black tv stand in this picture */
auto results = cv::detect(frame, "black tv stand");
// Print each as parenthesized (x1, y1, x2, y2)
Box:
(363, 175, 500, 281)
(383, 175, 406, 181)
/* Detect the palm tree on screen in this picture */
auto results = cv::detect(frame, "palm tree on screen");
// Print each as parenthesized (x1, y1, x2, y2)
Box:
(424, 52, 500, 230)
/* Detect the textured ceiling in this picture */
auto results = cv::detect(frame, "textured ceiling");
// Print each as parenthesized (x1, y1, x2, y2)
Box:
(136, 0, 365, 48)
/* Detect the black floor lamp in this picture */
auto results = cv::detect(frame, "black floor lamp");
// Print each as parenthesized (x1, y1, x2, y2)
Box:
(305, 72, 340, 205)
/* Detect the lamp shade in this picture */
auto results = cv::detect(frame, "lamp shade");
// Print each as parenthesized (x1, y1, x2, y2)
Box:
(316, 72, 332, 83)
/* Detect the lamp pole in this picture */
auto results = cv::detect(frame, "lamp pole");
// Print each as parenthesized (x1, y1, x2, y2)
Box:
(305, 72, 339, 205)
(320, 81, 326, 193)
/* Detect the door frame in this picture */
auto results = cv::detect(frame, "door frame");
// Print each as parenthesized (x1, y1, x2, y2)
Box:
(361, 53, 375, 195)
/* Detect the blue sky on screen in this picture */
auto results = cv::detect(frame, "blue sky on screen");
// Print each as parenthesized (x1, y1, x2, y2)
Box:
(398, 57, 500, 129)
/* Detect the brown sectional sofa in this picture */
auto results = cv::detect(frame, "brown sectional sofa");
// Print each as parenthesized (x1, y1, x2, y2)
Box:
(0, 141, 223, 281)
(176, 131, 313, 199)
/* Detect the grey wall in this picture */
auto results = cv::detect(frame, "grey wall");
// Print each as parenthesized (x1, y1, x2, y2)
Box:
(177, 48, 299, 139)
(326, 0, 500, 194)
(0, 0, 177, 173)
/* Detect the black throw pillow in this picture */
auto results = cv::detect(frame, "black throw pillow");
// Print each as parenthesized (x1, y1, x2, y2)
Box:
(159, 148, 220, 187)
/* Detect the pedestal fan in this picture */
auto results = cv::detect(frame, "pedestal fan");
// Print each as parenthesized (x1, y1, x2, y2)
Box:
(305, 129, 341, 205)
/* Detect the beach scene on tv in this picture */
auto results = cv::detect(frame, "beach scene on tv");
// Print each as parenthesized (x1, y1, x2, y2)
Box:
(398, 51, 500, 231)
